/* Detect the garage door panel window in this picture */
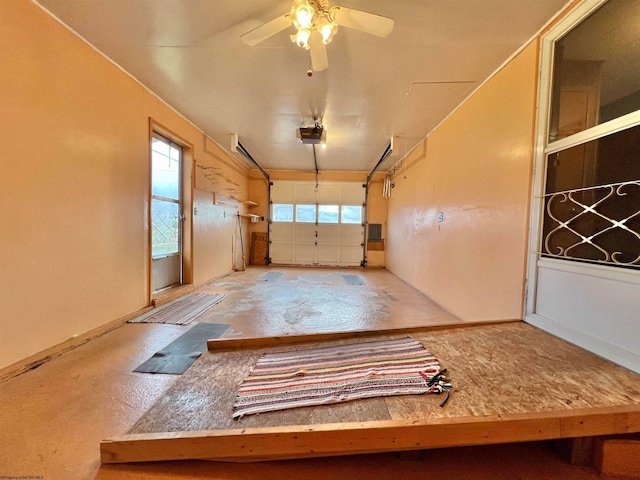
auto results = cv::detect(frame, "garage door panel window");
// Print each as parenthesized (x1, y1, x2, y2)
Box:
(341, 206, 363, 224)
(318, 205, 339, 223)
(295, 204, 316, 223)
(273, 204, 294, 222)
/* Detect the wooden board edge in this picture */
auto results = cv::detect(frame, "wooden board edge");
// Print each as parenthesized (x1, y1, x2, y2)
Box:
(152, 284, 196, 307)
(207, 319, 520, 351)
(0, 306, 154, 383)
(100, 405, 640, 464)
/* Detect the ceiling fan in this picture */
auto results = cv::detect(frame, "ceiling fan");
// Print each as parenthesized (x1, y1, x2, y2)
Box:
(241, 0, 394, 72)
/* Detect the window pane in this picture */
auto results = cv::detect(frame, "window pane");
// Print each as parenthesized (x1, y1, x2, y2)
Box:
(152, 199, 180, 257)
(152, 137, 169, 156)
(546, 125, 640, 193)
(542, 126, 640, 268)
(341, 206, 362, 224)
(273, 204, 293, 222)
(295, 204, 316, 223)
(318, 205, 339, 223)
(152, 138, 180, 200)
(548, 0, 640, 142)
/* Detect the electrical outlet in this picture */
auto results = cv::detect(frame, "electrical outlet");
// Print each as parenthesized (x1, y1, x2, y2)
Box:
(438, 212, 444, 223)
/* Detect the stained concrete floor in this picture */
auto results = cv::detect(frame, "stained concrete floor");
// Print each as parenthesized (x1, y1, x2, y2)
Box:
(196, 267, 464, 338)
(0, 267, 615, 479)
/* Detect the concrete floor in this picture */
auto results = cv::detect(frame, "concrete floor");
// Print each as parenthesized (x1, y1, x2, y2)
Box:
(0, 267, 614, 479)
(196, 267, 464, 337)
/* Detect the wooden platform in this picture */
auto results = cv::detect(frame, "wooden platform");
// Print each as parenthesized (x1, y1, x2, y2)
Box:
(101, 322, 640, 463)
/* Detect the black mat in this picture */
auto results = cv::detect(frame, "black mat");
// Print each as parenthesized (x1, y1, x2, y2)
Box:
(258, 271, 284, 282)
(343, 274, 366, 285)
(134, 323, 229, 375)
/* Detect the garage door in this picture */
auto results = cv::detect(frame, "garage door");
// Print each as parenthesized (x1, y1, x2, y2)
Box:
(270, 181, 365, 266)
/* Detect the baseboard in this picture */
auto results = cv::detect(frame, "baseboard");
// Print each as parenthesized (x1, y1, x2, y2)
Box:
(526, 313, 640, 374)
(0, 306, 153, 383)
(152, 284, 196, 307)
(1, 270, 239, 382)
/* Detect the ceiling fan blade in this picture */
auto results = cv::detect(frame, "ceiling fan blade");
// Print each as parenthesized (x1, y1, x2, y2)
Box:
(333, 6, 394, 38)
(309, 33, 329, 71)
(240, 14, 291, 46)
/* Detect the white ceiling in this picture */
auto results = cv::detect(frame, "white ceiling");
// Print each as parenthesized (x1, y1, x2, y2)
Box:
(36, 0, 570, 173)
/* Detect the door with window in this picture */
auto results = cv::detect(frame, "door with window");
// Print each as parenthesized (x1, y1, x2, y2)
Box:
(270, 181, 365, 266)
(151, 134, 183, 291)
(526, 0, 640, 373)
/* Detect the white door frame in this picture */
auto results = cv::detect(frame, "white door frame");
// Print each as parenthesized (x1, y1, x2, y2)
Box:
(524, 0, 640, 373)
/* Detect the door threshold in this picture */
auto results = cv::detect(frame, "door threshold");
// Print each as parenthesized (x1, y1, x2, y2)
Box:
(152, 284, 194, 307)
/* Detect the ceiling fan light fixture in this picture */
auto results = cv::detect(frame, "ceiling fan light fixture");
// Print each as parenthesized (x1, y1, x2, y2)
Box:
(241, 0, 394, 71)
(291, 28, 311, 49)
(316, 15, 338, 45)
(290, 0, 314, 30)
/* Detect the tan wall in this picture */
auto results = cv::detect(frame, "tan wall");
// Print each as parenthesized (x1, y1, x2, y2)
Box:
(366, 175, 387, 267)
(247, 170, 386, 267)
(0, 1, 248, 370)
(386, 41, 539, 321)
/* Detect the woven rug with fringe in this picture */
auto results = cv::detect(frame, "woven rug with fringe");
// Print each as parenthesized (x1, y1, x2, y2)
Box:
(232, 336, 449, 419)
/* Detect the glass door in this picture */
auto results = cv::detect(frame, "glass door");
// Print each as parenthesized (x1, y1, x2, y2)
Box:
(526, 0, 640, 373)
(151, 134, 183, 292)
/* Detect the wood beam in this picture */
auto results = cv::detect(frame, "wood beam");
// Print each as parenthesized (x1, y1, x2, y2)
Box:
(101, 405, 640, 464)
(207, 320, 520, 351)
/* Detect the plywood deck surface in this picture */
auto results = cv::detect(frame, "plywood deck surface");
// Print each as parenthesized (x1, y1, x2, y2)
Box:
(103, 322, 640, 463)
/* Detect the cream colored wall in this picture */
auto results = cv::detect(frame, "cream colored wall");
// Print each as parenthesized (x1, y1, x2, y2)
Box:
(366, 174, 387, 267)
(386, 41, 539, 321)
(0, 1, 248, 370)
(247, 170, 386, 266)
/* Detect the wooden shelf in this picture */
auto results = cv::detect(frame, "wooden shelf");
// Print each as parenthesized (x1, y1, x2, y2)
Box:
(242, 201, 259, 207)
(239, 213, 261, 220)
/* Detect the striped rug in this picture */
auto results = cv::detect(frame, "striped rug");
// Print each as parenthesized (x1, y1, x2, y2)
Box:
(233, 336, 446, 419)
(129, 293, 227, 325)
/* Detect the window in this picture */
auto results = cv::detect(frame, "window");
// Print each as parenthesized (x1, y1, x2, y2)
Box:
(340, 206, 362, 224)
(272, 204, 294, 222)
(151, 136, 181, 258)
(541, 0, 640, 269)
(318, 205, 339, 223)
(295, 204, 316, 223)
(548, 0, 640, 142)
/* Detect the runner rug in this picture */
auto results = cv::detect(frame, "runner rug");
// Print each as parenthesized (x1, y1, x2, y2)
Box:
(134, 322, 229, 375)
(232, 336, 448, 419)
(128, 293, 227, 325)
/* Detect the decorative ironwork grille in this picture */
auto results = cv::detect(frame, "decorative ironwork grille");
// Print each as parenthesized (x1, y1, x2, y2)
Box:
(152, 209, 180, 256)
(542, 180, 640, 268)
